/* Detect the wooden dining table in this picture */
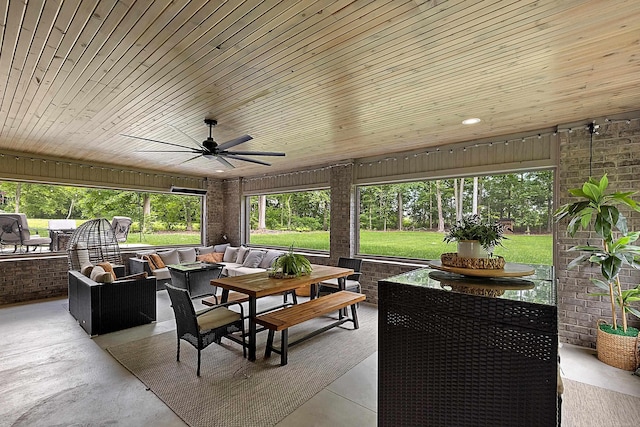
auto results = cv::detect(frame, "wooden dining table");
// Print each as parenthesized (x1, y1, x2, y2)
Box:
(211, 264, 354, 361)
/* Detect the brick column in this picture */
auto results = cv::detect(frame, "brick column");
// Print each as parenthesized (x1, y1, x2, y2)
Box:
(329, 163, 355, 263)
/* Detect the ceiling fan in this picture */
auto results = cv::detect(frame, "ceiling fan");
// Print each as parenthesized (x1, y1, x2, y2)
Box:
(122, 119, 285, 168)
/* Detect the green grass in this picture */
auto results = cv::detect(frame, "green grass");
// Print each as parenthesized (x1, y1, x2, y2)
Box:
(27, 217, 553, 264)
(26, 219, 201, 246)
(251, 230, 553, 265)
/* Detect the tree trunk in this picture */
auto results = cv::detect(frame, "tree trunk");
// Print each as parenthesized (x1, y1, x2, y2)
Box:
(436, 180, 445, 232)
(258, 195, 266, 230)
(143, 193, 151, 233)
(458, 178, 465, 218)
(397, 191, 403, 230)
(14, 183, 21, 213)
(472, 176, 478, 214)
(184, 201, 193, 231)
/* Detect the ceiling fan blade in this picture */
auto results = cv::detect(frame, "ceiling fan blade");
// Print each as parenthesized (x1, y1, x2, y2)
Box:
(214, 156, 235, 169)
(167, 124, 205, 149)
(216, 134, 253, 151)
(179, 155, 205, 165)
(223, 154, 272, 166)
(121, 134, 193, 150)
(224, 150, 285, 157)
(135, 149, 200, 153)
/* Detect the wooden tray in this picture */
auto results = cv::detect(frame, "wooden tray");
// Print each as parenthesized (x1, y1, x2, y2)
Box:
(427, 260, 535, 278)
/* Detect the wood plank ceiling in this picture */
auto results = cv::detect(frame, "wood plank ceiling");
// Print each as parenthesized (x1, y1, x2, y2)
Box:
(0, 0, 639, 179)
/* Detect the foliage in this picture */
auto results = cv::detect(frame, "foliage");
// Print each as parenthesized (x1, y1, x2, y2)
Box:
(555, 174, 640, 333)
(443, 214, 507, 252)
(271, 245, 312, 277)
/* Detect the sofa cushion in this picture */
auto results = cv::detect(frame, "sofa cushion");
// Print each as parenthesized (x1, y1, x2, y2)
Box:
(152, 267, 171, 280)
(97, 262, 117, 281)
(219, 262, 241, 276)
(70, 242, 90, 269)
(80, 264, 94, 277)
(214, 243, 230, 253)
(223, 246, 240, 262)
(136, 249, 157, 259)
(178, 247, 197, 263)
(226, 266, 266, 277)
(158, 249, 180, 265)
(259, 250, 284, 269)
(236, 247, 251, 264)
(90, 265, 114, 283)
(242, 250, 266, 268)
(197, 252, 224, 263)
(196, 246, 215, 255)
(151, 254, 166, 269)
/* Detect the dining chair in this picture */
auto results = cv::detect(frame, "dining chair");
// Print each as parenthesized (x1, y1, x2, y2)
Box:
(166, 284, 246, 376)
(317, 257, 363, 296)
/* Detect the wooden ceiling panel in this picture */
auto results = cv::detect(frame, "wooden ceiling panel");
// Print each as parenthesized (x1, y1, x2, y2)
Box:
(1, 0, 639, 179)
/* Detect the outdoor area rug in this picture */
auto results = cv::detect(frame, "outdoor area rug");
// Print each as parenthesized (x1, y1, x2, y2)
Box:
(107, 303, 378, 427)
(561, 377, 640, 427)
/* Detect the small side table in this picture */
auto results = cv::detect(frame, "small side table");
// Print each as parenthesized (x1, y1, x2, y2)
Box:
(167, 262, 222, 298)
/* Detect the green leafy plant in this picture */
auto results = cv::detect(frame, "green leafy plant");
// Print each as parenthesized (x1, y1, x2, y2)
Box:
(555, 174, 640, 334)
(443, 214, 507, 253)
(271, 245, 312, 277)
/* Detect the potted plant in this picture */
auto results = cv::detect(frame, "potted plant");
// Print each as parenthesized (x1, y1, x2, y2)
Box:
(269, 245, 312, 278)
(444, 214, 507, 258)
(555, 174, 640, 370)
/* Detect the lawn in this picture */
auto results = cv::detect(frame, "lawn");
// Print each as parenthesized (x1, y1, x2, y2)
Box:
(27, 217, 552, 264)
(250, 230, 553, 265)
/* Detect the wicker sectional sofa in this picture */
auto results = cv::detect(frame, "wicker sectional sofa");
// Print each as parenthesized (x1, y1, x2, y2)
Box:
(129, 244, 285, 290)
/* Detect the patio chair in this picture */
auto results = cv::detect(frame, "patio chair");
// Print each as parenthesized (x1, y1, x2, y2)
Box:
(166, 284, 246, 376)
(0, 213, 52, 253)
(317, 257, 363, 296)
(111, 216, 132, 243)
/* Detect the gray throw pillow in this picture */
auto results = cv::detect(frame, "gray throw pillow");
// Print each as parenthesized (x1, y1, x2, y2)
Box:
(213, 243, 230, 253)
(178, 247, 197, 263)
(196, 246, 215, 255)
(236, 246, 251, 264)
(158, 249, 180, 265)
(242, 250, 266, 268)
(259, 250, 284, 269)
(223, 246, 240, 262)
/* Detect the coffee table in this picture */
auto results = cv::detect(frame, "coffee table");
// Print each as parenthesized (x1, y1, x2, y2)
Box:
(211, 264, 354, 361)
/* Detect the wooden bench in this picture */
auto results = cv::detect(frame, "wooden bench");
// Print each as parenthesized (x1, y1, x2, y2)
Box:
(255, 290, 366, 366)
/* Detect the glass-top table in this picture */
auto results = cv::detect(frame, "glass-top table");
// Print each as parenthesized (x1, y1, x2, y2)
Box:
(166, 262, 222, 298)
(385, 263, 556, 306)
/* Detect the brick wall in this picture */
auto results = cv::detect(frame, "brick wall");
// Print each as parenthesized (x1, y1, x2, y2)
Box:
(205, 179, 225, 246)
(223, 179, 242, 246)
(0, 256, 69, 305)
(329, 164, 355, 263)
(557, 120, 640, 347)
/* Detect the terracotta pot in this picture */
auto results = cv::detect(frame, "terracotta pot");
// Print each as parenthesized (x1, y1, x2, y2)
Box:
(457, 240, 489, 258)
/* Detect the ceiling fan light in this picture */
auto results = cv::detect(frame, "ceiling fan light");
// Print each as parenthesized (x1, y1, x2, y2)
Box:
(462, 117, 481, 125)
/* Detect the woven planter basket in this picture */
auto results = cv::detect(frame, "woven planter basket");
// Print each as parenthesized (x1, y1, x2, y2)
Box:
(596, 320, 640, 371)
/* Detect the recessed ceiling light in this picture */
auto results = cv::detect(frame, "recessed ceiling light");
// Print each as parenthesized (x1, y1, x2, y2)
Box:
(462, 118, 481, 125)
(215, 169, 224, 173)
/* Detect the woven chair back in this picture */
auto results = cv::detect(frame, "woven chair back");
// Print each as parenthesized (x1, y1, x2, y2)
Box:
(165, 284, 200, 340)
(67, 218, 122, 270)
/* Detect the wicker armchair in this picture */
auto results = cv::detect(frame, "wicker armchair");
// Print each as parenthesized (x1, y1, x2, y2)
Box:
(166, 284, 246, 376)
